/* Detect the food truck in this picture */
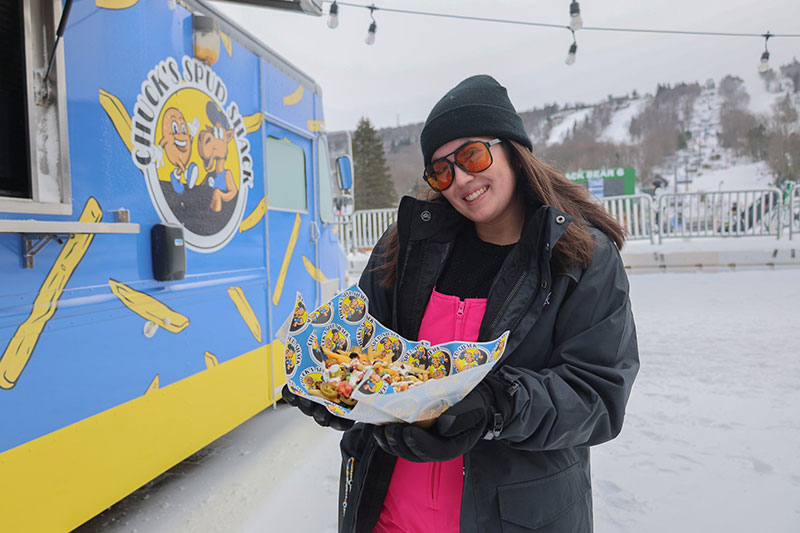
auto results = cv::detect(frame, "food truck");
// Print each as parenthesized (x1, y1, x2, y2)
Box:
(0, 0, 352, 530)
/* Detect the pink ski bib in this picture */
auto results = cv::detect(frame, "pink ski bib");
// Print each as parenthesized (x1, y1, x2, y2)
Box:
(374, 288, 486, 533)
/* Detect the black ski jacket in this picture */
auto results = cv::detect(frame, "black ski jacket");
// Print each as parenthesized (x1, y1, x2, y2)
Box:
(338, 196, 639, 533)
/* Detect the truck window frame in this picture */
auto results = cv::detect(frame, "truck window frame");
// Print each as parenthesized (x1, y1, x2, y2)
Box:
(317, 135, 338, 224)
(0, 0, 72, 215)
(265, 135, 308, 213)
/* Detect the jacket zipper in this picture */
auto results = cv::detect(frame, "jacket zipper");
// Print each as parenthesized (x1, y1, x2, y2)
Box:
(455, 299, 466, 340)
(347, 442, 378, 531)
(488, 271, 528, 335)
(430, 462, 440, 505)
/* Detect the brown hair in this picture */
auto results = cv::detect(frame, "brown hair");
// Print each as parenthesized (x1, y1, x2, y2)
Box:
(373, 140, 626, 289)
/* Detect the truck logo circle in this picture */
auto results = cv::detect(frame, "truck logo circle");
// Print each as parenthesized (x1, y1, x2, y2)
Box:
(131, 56, 253, 253)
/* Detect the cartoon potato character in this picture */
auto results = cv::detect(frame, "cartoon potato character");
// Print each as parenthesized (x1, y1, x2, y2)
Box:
(429, 350, 451, 379)
(309, 333, 325, 364)
(285, 344, 297, 374)
(159, 107, 199, 194)
(492, 337, 507, 360)
(326, 329, 347, 352)
(290, 303, 307, 331)
(310, 304, 332, 325)
(407, 345, 428, 368)
(303, 372, 322, 391)
(358, 373, 384, 395)
(197, 101, 237, 212)
(380, 336, 403, 362)
(344, 296, 366, 322)
(359, 320, 374, 347)
(462, 347, 487, 369)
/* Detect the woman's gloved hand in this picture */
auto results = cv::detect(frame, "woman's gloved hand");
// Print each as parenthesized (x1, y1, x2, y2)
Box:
(373, 374, 513, 462)
(281, 384, 354, 431)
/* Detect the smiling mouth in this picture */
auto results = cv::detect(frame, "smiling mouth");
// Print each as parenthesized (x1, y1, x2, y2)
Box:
(464, 186, 488, 202)
(174, 138, 188, 148)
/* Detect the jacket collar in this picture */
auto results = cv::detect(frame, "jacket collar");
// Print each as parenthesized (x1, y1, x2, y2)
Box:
(396, 194, 573, 250)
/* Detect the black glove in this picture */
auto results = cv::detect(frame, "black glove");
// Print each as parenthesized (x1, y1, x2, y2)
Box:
(373, 374, 513, 462)
(281, 384, 354, 431)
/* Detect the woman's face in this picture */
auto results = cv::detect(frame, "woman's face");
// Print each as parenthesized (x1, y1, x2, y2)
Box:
(434, 137, 522, 229)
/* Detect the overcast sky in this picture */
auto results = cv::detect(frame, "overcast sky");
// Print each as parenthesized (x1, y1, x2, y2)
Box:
(212, 0, 800, 132)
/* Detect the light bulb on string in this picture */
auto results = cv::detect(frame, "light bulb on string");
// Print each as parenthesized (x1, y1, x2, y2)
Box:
(365, 5, 377, 45)
(569, 1, 583, 31)
(758, 32, 772, 73)
(566, 30, 577, 65)
(327, 1, 339, 29)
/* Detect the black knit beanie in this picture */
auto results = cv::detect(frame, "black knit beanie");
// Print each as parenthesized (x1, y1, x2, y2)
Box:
(420, 75, 533, 165)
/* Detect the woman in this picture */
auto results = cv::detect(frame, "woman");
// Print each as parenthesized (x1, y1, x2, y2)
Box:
(284, 75, 639, 532)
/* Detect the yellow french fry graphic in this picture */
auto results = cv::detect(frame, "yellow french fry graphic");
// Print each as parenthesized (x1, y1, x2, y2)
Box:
(220, 32, 233, 57)
(96, 0, 139, 9)
(227, 287, 262, 343)
(272, 213, 301, 306)
(108, 279, 190, 333)
(99, 89, 133, 153)
(302, 255, 328, 283)
(283, 85, 304, 106)
(243, 113, 262, 133)
(239, 196, 266, 233)
(204, 351, 219, 368)
(145, 374, 159, 394)
(0, 197, 102, 389)
(307, 119, 325, 132)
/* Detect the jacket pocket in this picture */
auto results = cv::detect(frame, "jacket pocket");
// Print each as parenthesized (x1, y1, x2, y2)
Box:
(497, 462, 590, 531)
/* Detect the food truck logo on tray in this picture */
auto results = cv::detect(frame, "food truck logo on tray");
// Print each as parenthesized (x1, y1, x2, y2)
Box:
(284, 336, 302, 378)
(308, 304, 333, 326)
(428, 347, 452, 378)
(338, 291, 367, 324)
(290, 295, 308, 333)
(492, 334, 508, 360)
(357, 370, 389, 396)
(131, 56, 253, 253)
(322, 324, 350, 353)
(306, 331, 325, 365)
(356, 318, 375, 347)
(453, 344, 489, 373)
(299, 367, 324, 394)
(374, 332, 405, 362)
(403, 344, 429, 368)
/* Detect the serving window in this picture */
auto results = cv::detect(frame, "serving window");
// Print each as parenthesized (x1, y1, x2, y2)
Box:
(0, 0, 71, 215)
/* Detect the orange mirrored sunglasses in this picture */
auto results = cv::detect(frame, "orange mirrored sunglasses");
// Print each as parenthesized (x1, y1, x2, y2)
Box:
(422, 139, 502, 192)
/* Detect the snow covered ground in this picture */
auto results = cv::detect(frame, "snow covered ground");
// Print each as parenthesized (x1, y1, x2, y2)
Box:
(547, 107, 594, 145)
(600, 99, 647, 144)
(688, 161, 774, 192)
(76, 268, 800, 533)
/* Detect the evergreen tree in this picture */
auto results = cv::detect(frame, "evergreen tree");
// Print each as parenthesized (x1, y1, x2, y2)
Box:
(352, 117, 397, 210)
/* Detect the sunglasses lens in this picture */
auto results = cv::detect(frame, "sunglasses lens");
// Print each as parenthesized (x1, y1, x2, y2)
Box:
(425, 160, 453, 191)
(455, 142, 492, 173)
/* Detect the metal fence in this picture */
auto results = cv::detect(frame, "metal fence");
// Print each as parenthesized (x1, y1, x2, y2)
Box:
(341, 187, 798, 252)
(656, 188, 783, 243)
(790, 185, 800, 240)
(602, 195, 655, 243)
(340, 207, 397, 252)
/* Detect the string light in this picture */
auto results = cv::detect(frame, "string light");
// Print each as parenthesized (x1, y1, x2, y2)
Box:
(327, 0, 339, 29)
(319, 2, 799, 67)
(569, 1, 583, 32)
(758, 32, 772, 73)
(566, 29, 577, 65)
(365, 5, 377, 45)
